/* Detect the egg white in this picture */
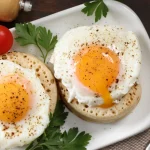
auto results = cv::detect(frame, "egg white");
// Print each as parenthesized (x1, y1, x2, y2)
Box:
(0, 60, 50, 150)
(51, 25, 141, 106)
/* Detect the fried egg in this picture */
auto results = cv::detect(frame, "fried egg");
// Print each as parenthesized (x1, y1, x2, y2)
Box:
(0, 60, 50, 149)
(51, 25, 141, 108)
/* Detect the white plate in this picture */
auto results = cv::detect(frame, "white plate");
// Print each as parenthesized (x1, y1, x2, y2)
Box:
(10, 0, 150, 149)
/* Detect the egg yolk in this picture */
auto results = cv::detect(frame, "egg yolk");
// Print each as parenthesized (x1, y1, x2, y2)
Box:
(0, 82, 30, 123)
(74, 45, 120, 108)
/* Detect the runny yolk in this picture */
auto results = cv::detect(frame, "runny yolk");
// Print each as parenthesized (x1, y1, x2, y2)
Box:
(0, 82, 30, 123)
(74, 45, 120, 108)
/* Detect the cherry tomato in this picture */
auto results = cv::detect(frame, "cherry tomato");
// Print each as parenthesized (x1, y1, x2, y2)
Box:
(0, 25, 13, 55)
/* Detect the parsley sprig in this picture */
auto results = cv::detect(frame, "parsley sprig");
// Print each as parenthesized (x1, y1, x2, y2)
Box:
(15, 23, 58, 63)
(82, 0, 109, 22)
(26, 101, 92, 150)
(82, 0, 122, 22)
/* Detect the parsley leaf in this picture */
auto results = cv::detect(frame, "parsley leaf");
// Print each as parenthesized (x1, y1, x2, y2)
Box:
(49, 102, 68, 127)
(15, 23, 58, 63)
(62, 128, 92, 150)
(82, 0, 123, 22)
(15, 23, 38, 45)
(82, 0, 109, 22)
(37, 27, 58, 62)
(26, 100, 91, 150)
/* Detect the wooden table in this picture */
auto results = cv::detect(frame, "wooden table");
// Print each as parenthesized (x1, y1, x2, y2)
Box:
(0, 0, 150, 37)
(0, 0, 150, 150)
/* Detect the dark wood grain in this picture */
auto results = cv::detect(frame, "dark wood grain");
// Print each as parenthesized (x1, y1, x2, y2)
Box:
(0, 0, 150, 36)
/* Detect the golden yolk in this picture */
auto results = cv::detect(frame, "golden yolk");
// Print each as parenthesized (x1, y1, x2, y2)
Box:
(74, 45, 120, 108)
(0, 82, 30, 123)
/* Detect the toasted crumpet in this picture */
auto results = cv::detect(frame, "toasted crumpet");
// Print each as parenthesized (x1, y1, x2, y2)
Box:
(0, 52, 57, 113)
(58, 81, 141, 123)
